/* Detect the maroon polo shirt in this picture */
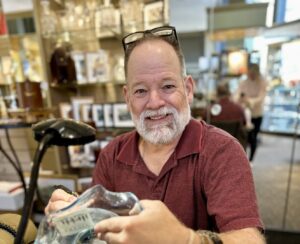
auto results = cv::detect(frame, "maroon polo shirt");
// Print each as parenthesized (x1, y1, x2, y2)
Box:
(91, 119, 263, 232)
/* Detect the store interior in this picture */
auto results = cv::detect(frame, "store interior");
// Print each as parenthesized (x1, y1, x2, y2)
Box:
(0, 0, 300, 243)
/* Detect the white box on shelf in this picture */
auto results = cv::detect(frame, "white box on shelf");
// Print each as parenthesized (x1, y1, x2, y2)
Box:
(0, 188, 24, 211)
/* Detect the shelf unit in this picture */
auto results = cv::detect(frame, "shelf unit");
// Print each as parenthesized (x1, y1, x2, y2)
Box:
(32, 0, 168, 173)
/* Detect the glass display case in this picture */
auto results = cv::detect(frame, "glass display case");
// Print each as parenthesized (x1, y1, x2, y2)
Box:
(261, 86, 300, 134)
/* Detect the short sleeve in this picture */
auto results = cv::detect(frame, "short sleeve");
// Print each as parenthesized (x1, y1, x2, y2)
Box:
(91, 142, 115, 191)
(202, 132, 263, 232)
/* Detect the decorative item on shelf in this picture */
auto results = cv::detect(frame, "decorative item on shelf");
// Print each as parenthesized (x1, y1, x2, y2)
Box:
(71, 96, 94, 121)
(86, 49, 110, 83)
(3, 94, 18, 110)
(40, 0, 57, 38)
(50, 43, 76, 85)
(0, 10, 8, 35)
(113, 103, 134, 128)
(144, 1, 164, 30)
(71, 51, 87, 84)
(22, 36, 43, 82)
(0, 96, 8, 119)
(103, 103, 114, 127)
(16, 79, 43, 109)
(95, 0, 121, 38)
(0, 56, 13, 84)
(92, 104, 104, 128)
(68, 140, 100, 168)
(81, 103, 93, 123)
(113, 55, 125, 82)
(59, 102, 72, 119)
(163, 0, 169, 25)
(59, 0, 76, 32)
(119, 0, 144, 33)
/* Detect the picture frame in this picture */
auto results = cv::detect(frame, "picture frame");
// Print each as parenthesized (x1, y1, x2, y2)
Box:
(71, 96, 94, 121)
(86, 50, 110, 83)
(100, 140, 110, 149)
(144, 1, 164, 30)
(103, 103, 114, 127)
(95, 8, 121, 38)
(113, 103, 134, 128)
(71, 51, 87, 84)
(92, 104, 105, 128)
(68, 140, 100, 168)
(81, 103, 93, 122)
(59, 102, 72, 119)
(83, 140, 100, 162)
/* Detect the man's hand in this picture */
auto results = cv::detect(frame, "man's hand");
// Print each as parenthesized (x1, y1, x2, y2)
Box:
(94, 200, 191, 244)
(44, 189, 77, 215)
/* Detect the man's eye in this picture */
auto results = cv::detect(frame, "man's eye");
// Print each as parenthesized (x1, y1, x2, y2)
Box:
(163, 85, 176, 90)
(134, 89, 146, 95)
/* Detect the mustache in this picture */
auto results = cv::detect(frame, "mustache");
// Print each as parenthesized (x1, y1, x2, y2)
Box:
(140, 107, 176, 119)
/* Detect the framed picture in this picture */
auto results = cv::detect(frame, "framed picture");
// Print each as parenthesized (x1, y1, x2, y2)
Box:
(113, 103, 134, 128)
(81, 103, 93, 122)
(68, 140, 100, 168)
(95, 8, 121, 38)
(86, 50, 110, 83)
(92, 104, 105, 128)
(68, 143, 96, 168)
(83, 140, 100, 162)
(71, 97, 94, 121)
(100, 140, 110, 149)
(103, 103, 114, 127)
(144, 1, 164, 30)
(71, 51, 87, 84)
(59, 102, 72, 119)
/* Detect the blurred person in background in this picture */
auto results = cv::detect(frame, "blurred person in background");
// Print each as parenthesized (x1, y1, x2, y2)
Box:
(204, 82, 249, 149)
(235, 63, 267, 162)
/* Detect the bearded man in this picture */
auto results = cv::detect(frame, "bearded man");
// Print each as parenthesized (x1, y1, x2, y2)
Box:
(46, 26, 264, 244)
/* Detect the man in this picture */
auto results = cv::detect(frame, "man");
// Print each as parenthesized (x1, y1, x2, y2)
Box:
(204, 82, 249, 149)
(208, 82, 246, 124)
(46, 26, 265, 244)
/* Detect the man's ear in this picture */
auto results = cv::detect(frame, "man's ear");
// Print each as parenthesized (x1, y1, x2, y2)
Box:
(184, 75, 195, 104)
(123, 85, 130, 106)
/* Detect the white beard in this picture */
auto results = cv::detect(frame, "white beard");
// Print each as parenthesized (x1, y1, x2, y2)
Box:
(131, 104, 191, 145)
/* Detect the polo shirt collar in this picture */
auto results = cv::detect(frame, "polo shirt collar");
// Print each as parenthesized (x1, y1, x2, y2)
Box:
(117, 119, 203, 165)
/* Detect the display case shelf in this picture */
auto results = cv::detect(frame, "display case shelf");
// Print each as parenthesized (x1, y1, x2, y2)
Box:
(261, 86, 300, 135)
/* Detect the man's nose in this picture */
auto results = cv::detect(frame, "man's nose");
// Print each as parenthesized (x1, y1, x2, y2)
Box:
(146, 90, 165, 109)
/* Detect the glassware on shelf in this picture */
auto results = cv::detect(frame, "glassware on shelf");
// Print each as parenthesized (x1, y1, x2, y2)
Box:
(40, 0, 57, 38)
(119, 0, 144, 33)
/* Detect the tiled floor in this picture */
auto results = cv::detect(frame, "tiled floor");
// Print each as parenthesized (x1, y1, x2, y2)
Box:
(251, 133, 300, 232)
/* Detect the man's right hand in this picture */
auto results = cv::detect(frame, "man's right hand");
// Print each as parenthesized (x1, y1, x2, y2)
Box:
(44, 189, 77, 215)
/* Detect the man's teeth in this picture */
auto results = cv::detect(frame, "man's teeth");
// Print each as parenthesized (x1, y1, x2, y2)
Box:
(149, 114, 167, 120)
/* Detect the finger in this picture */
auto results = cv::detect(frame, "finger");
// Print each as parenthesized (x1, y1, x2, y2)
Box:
(94, 216, 129, 234)
(51, 189, 75, 202)
(139, 199, 162, 209)
(45, 200, 73, 215)
(98, 231, 122, 244)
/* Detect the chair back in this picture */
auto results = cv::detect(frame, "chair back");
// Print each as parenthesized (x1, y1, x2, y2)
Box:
(211, 120, 247, 150)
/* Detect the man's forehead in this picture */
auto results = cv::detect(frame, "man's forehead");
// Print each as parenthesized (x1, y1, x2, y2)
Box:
(131, 38, 175, 54)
